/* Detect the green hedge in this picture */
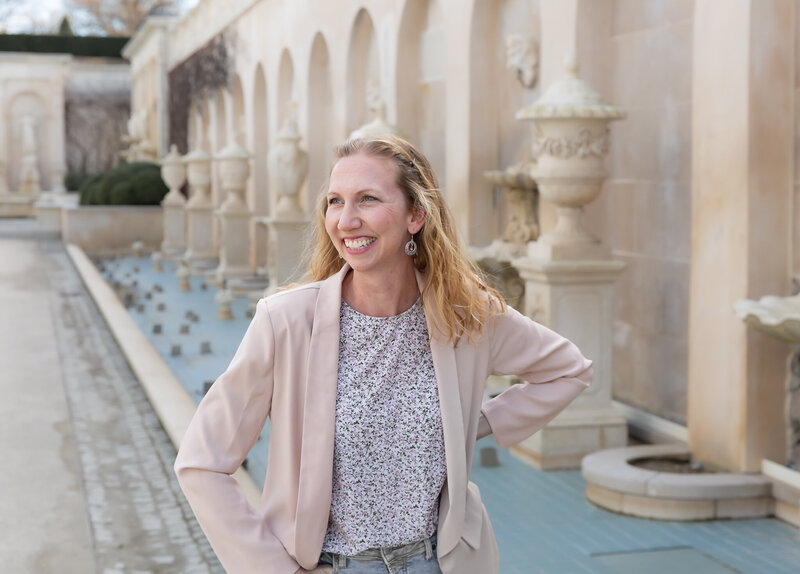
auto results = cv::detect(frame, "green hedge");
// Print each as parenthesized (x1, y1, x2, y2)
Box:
(64, 171, 96, 191)
(0, 34, 128, 59)
(79, 162, 168, 206)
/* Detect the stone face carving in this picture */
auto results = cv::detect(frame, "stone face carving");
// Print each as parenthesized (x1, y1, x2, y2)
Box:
(269, 112, 309, 217)
(506, 34, 539, 89)
(349, 83, 402, 140)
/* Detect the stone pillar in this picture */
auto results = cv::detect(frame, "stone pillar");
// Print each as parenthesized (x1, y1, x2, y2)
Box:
(263, 116, 309, 294)
(183, 147, 216, 269)
(215, 142, 254, 283)
(512, 59, 627, 470)
(160, 145, 187, 259)
(688, 0, 793, 473)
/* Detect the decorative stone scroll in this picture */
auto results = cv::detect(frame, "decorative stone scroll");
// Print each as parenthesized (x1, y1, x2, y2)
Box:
(532, 127, 610, 160)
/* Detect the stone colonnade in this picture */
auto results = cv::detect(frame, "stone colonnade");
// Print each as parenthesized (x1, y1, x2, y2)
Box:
(127, 0, 798, 475)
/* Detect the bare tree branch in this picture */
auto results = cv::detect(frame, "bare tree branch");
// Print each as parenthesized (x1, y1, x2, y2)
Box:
(65, 0, 179, 36)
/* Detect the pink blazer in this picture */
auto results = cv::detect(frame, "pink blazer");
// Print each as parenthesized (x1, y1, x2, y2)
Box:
(175, 265, 592, 573)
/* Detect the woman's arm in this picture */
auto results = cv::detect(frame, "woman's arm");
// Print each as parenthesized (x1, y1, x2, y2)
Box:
(174, 299, 301, 573)
(482, 305, 593, 448)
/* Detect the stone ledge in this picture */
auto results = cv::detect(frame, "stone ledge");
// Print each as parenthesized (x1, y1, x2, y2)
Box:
(66, 243, 262, 509)
(582, 444, 772, 521)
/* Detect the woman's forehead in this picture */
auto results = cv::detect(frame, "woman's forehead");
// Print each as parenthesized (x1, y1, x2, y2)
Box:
(329, 153, 400, 191)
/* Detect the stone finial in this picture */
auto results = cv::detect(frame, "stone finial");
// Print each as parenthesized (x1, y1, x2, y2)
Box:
(516, 54, 625, 121)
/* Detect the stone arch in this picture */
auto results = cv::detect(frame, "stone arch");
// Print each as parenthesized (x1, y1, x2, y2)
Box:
(277, 48, 295, 126)
(252, 63, 269, 267)
(346, 7, 380, 133)
(468, 0, 540, 245)
(396, 0, 447, 189)
(6, 90, 48, 190)
(306, 31, 335, 212)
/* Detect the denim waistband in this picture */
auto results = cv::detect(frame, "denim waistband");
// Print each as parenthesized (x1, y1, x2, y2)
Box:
(320, 534, 436, 573)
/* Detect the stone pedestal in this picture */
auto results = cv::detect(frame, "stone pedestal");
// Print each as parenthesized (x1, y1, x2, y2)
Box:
(263, 216, 309, 294)
(514, 243, 626, 469)
(160, 145, 187, 259)
(183, 148, 216, 268)
(215, 143, 254, 284)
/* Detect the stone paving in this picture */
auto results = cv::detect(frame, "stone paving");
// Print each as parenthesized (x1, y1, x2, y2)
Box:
(0, 220, 221, 574)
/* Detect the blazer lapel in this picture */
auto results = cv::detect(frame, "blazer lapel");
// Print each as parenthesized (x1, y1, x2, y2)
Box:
(293, 264, 348, 566)
(416, 271, 468, 557)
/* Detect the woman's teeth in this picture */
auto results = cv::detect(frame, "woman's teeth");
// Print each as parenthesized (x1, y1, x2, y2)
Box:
(344, 238, 375, 249)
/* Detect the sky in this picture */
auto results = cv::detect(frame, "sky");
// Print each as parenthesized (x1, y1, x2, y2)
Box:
(1, 0, 201, 34)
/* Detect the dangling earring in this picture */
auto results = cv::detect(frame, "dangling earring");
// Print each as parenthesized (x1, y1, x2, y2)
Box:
(405, 234, 417, 256)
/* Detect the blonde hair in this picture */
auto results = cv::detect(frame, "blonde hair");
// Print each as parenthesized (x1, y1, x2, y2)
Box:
(308, 135, 505, 342)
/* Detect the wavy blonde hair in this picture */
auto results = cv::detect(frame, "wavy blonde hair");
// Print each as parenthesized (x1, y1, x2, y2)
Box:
(308, 135, 505, 342)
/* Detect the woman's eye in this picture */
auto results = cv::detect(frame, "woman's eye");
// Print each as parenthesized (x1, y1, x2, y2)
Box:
(362, 195, 377, 202)
(327, 197, 342, 205)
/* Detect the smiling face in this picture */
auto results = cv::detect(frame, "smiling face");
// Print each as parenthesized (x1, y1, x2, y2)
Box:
(325, 152, 424, 278)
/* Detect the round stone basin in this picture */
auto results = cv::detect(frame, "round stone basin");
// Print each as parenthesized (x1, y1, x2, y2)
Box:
(582, 444, 772, 521)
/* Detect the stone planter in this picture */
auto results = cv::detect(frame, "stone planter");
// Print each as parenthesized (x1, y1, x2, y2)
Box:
(160, 144, 187, 258)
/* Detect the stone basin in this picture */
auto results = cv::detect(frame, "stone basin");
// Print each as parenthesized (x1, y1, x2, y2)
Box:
(734, 293, 800, 344)
(582, 444, 772, 521)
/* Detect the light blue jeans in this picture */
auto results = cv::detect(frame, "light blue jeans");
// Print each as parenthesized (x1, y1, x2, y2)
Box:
(318, 535, 442, 574)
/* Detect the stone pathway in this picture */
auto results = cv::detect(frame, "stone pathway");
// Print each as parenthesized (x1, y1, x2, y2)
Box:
(0, 220, 221, 573)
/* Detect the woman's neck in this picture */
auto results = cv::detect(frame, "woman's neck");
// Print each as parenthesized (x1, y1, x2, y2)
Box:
(342, 265, 420, 317)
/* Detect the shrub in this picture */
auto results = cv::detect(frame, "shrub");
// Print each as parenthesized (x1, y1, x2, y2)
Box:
(78, 162, 168, 206)
(64, 171, 95, 192)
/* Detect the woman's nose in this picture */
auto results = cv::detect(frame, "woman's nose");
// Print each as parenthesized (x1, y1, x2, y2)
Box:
(337, 203, 361, 230)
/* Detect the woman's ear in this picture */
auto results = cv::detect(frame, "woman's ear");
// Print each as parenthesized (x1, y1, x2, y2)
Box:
(408, 208, 426, 235)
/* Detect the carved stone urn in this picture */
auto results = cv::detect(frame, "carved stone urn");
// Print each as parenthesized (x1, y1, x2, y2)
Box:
(184, 148, 212, 206)
(215, 142, 254, 282)
(516, 57, 624, 251)
(268, 116, 308, 217)
(217, 143, 251, 213)
(160, 144, 187, 257)
(182, 147, 215, 266)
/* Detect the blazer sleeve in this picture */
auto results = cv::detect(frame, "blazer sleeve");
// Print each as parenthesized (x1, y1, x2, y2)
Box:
(481, 305, 593, 448)
(174, 298, 301, 573)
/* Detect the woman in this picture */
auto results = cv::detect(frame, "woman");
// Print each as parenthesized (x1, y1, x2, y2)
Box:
(175, 136, 592, 574)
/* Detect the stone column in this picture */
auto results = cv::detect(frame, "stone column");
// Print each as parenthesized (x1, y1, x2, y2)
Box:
(263, 116, 309, 294)
(182, 147, 216, 269)
(512, 59, 627, 470)
(215, 142, 254, 283)
(160, 144, 187, 259)
(689, 0, 793, 472)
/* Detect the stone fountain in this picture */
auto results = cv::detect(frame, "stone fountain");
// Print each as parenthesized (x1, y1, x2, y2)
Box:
(735, 293, 800, 467)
